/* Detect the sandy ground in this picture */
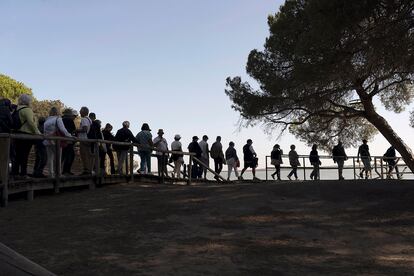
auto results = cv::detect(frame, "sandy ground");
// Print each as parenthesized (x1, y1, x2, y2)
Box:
(1, 180, 414, 275)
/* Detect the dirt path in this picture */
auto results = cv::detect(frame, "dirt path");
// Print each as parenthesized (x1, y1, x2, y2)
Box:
(1, 180, 414, 275)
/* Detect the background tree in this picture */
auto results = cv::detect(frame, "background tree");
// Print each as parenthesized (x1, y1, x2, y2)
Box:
(0, 74, 33, 102)
(32, 100, 66, 119)
(226, 0, 414, 172)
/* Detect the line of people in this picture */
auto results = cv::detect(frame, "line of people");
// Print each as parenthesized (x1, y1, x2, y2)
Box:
(269, 139, 401, 181)
(0, 95, 404, 181)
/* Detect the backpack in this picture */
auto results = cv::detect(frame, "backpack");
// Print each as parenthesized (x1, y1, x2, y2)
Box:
(11, 107, 28, 131)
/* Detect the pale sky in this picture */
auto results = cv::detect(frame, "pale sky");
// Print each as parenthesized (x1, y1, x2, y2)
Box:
(1, 0, 413, 168)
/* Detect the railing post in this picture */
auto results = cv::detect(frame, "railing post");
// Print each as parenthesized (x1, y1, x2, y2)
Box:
(54, 140, 61, 194)
(0, 136, 11, 207)
(380, 157, 384, 179)
(303, 157, 306, 181)
(353, 157, 356, 180)
(129, 145, 134, 182)
(188, 155, 193, 185)
(161, 152, 165, 184)
(265, 156, 268, 181)
(90, 142, 98, 190)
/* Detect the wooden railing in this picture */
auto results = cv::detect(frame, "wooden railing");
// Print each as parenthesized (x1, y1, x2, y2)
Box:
(0, 133, 221, 207)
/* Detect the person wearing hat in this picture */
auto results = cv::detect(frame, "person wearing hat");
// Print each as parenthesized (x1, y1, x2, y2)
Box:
(188, 136, 203, 179)
(62, 108, 78, 175)
(171, 134, 184, 178)
(136, 123, 153, 174)
(153, 129, 169, 178)
(357, 139, 371, 179)
(198, 135, 210, 179)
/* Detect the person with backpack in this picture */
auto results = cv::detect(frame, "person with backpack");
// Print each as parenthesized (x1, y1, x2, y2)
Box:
(357, 139, 371, 179)
(270, 144, 283, 180)
(210, 136, 225, 180)
(240, 139, 259, 181)
(0, 97, 13, 181)
(76, 106, 93, 175)
(287, 144, 300, 180)
(0, 98, 12, 134)
(11, 94, 41, 178)
(309, 144, 321, 180)
(383, 145, 400, 179)
(188, 136, 203, 179)
(43, 107, 72, 177)
(332, 141, 347, 180)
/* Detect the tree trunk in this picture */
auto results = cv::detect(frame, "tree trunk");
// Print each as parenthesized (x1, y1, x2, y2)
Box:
(357, 87, 414, 174)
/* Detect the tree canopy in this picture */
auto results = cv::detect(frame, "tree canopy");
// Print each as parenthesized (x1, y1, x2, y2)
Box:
(226, 0, 414, 171)
(0, 74, 33, 102)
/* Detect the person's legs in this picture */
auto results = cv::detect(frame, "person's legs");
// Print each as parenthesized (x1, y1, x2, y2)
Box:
(157, 156, 163, 176)
(19, 140, 34, 176)
(117, 151, 126, 174)
(174, 160, 181, 178)
(46, 145, 55, 177)
(276, 164, 281, 180)
(107, 149, 116, 174)
(80, 143, 91, 173)
(293, 167, 298, 179)
(252, 167, 256, 178)
(145, 152, 152, 173)
(337, 160, 344, 180)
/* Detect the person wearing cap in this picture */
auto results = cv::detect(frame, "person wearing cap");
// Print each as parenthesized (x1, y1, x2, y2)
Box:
(198, 135, 210, 179)
(357, 139, 371, 179)
(210, 136, 225, 180)
(240, 139, 259, 180)
(153, 129, 169, 178)
(136, 123, 153, 174)
(114, 121, 138, 175)
(171, 134, 184, 178)
(61, 108, 77, 175)
(188, 136, 203, 179)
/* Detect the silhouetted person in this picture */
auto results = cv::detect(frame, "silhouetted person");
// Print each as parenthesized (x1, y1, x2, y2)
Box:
(357, 139, 371, 179)
(102, 123, 116, 174)
(270, 144, 283, 180)
(136, 123, 153, 174)
(0, 98, 12, 133)
(171, 134, 184, 179)
(309, 144, 321, 180)
(287, 145, 300, 180)
(384, 145, 400, 179)
(188, 136, 203, 179)
(114, 121, 138, 175)
(225, 141, 239, 181)
(198, 135, 210, 179)
(332, 141, 347, 180)
(240, 139, 259, 180)
(210, 136, 225, 180)
(153, 129, 169, 178)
